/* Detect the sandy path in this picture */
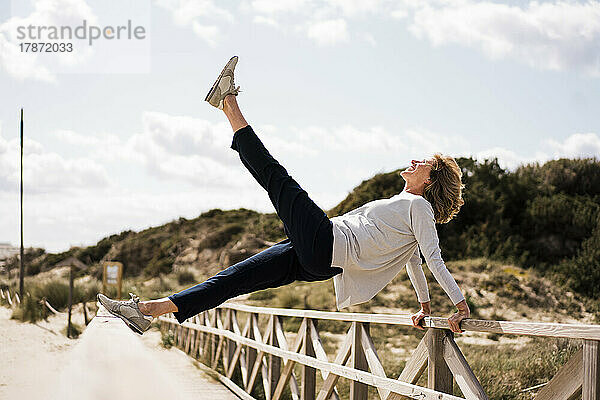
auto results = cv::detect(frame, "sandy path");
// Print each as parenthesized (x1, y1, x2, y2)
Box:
(0, 306, 237, 399)
(140, 329, 239, 399)
(0, 306, 79, 398)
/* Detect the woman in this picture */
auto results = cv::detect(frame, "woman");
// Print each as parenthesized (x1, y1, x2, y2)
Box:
(97, 56, 470, 335)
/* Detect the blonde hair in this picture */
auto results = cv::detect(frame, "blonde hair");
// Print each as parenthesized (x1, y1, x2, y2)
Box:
(423, 154, 465, 224)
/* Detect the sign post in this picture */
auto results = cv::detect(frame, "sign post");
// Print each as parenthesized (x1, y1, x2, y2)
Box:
(102, 261, 123, 300)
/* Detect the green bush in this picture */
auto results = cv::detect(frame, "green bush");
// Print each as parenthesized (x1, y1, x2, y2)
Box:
(11, 293, 50, 323)
(177, 270, 196, 285)
(161, 329, 175, 349)
(199, 223, 245, 250)
(36, 280, 72, 310)
(248, 289, 275, 301)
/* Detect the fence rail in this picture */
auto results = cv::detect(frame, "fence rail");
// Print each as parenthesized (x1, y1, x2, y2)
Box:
(159, 303, 600, 400)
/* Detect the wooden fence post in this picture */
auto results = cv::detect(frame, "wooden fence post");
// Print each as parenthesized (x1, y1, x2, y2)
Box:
(302, 318, 317, 400)
(584, 339, 600, 400)
(211, 310, 218, 364)
(226, 309, 235, 368)
(349, 321, 368, 400)
(82, 301, 89, 325)
(269, 315, 282, 400)
(246, 312, 257, 383)
(427, 329, 453, 394)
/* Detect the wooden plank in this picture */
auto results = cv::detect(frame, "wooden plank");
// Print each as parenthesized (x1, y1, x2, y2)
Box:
(226, 310, 235, 368)
(212, 314, 227, 369)
(193, 355, 258, 400)
(246, 317, 273, 395)
(159, 316, 466, 400)
(303, 318, 317, 400)
(211, 310, 218, 362)
(584, 340, 600, 400)
(442, 333, 488, 400)
(44, 299, 60, 314)
(350, 322, 369, 400)
(398, 331, 429, 385)
(535, 348, 582, 400)
(387, 329, 433, 400)
(246, 313, 258, 390)
(308, 319, 341, 400)
(239, 314, 252, 387)
(315, 328, 354, 400)
(359, 323, 390, 400)
(227, 316, 251, 379)
(185, 327, 193, 354)
(219, 304, 600, 340)
(275, 316, 301, 400)
(427, 317, 600, 341)
(269, 315, 282, 400)
(427, 329, 452, 394)
(272, 318, 307, 400)
(252, 314, 272, 400)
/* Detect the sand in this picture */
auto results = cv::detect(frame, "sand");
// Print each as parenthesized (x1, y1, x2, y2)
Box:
(0, 306, 237, 399)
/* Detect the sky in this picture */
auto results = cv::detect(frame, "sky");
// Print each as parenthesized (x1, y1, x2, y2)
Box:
(1, 0, 599, 252)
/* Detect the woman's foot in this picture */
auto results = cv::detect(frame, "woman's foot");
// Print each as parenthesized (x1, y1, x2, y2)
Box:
(97, 292, 154, 335)
(205, 56, 240, 110)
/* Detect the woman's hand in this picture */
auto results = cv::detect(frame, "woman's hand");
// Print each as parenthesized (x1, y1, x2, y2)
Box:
(448, 300, 470, 333)
(411, 302, 431, 330)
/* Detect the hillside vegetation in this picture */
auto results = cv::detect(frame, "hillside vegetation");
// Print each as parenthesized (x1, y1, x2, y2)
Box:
(6, 157, 599, 309)
(2, 157, 600, 400)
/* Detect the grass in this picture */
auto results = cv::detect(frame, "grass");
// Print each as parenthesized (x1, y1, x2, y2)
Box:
(161, 328, 175, 349)
(1, 250, 594, 400)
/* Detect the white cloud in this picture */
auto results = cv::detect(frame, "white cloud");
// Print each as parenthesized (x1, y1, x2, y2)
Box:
(547, 132, 600, 159)
(360, 32, 377, 46)
(475, 146, 549, 170)
(245, 0, 600, 74)
(7, 110, 600, 252)
(407, 0, 600, 76)
(472, 132, 600, 170)
(154, 0, 233, 46)
(0, 126, 110, 194)
(191, 22, 219, 47)
(253, 15, 279, 28)
(250, 0, 309, 15)
(306, 18, 348, 46)
(0, 0, 97, 82)
(321, 0, 388, 18)
(52, 112, 253, 188)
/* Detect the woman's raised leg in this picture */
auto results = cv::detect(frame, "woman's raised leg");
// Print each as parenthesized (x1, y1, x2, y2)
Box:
(222, 95, 341, 280)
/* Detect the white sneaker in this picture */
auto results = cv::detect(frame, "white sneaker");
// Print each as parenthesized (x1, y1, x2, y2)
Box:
(205, 56, 240, 109)
(97, 292, 153, 335)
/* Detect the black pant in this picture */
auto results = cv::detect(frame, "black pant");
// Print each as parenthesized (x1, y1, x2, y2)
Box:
(168, 126, 342, 323)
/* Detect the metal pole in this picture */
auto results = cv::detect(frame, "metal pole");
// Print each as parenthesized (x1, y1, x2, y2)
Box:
(68, 265, 73, 338)
(19, 108, 24, 299)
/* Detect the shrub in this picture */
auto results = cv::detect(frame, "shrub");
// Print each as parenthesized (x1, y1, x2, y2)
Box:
(11, 293, 49, 322)
(63, 322, 83, 339)
(161, 329, 175, 348)
(248, 289, 275, 301)
(177, 270, 196, 285)
(35, 279, 73, 310)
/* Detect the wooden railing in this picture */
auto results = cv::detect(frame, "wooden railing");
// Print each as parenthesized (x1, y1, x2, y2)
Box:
(0, 287, 20, 307)
(159, 303, 600, 400)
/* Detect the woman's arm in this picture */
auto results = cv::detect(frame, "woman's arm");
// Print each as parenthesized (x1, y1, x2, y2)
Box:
(406, 248, 430, 303)
(410, 199, 470, 332)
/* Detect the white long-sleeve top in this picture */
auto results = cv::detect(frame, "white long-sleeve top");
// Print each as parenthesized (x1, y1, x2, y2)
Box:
(330, 190, 465, 310)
